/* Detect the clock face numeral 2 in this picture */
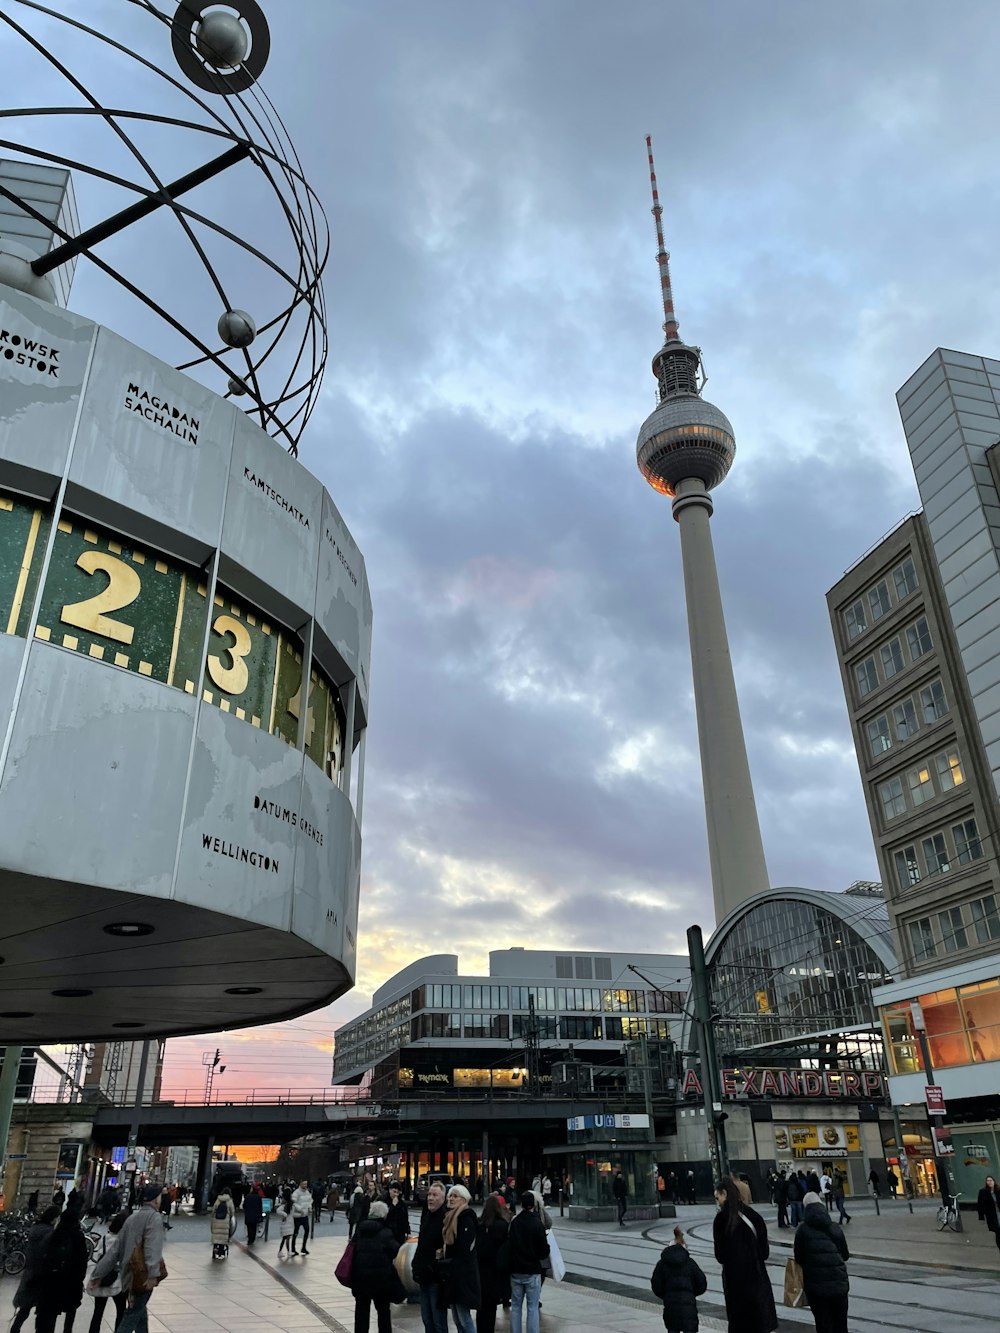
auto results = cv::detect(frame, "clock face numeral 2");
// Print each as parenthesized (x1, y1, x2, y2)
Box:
(60, 550, 141, 644)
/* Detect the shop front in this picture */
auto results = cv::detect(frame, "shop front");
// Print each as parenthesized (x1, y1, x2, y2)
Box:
(547, 1113, 662, 1221)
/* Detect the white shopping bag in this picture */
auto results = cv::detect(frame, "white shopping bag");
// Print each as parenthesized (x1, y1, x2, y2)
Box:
(547, 1231, 566, 1282)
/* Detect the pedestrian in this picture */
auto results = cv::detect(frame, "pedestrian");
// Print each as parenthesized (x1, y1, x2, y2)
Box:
(793, 1191, 850, 1333)
(10, 1204, 60, 1333)
(805, 1169, 821, 1196)
(276, 1190, 294, 1258)
(651, 1226, 707, 1333)
(867, 1168, 881, 1198)
(243, 1185, 263, 1246)
(501, 1177, 518, 1211)
(27, 1189, 40, 1213)
(657, 1172, 667, 1206)
(712, 1177, 777, 1333)
(669, 1172, 679, 1205)
(385, 1182, 410, 1246)
(349, 1183, 370, 1241)
(977, 1173, 1000, 1253)
(819, 1171, 833, 1211)
(775, 1171, 789, 1229)
(786, 1170, 803, 1227)
(53, 1186, 66, 1211)
(351, 1199, 404, 1333)
(412, 1181, 449, 1333)
(830, 1171, 850, 1225)
(475, 1195, 510, 1333)
(312, 1178, 326, 1222)
(291, 1179, 313, 1255)
(506, 1191, 549, 1333)
(541, 1175, 551, 1205)
(886, 1166, 899, 1199)
(86, 1210, 131, 1333)
(210, 1186, 235, 1256)
(438, 1184, 480, 1333)
(33, 1206, 89, 1333)
(104, 1183, 167, 1333)
(96, 1185, 119, 1223)
(612, 1169, 628, 1228)
(734, 1175, 752, 1206)
(686, 1170, 696, 1206)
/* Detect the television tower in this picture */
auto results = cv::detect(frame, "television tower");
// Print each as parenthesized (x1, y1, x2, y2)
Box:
(636, 136, 769, 921)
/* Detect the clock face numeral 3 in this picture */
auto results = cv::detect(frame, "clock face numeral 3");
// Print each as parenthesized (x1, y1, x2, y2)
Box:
(60, 550, 141, 645)
(207, 613, 253, 695)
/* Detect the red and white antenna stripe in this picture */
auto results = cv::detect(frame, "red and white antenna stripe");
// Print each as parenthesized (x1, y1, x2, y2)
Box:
(645, 134, 679, 342)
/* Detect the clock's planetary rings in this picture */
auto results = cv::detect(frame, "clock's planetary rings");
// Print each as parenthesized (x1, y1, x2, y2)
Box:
(170, 0, 271, 95)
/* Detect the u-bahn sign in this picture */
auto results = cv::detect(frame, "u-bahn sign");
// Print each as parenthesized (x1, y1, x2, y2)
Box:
(682, 1067, 886, 1100)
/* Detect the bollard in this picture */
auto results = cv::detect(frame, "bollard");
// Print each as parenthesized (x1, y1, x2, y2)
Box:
(871, 1187, 880, 1217)
(559, 1187, 565, 1217)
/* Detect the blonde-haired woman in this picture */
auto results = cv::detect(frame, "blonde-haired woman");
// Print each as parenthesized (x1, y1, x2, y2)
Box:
(437, 1185, 480, 1333)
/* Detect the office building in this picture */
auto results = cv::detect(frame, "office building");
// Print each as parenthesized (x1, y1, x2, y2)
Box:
(829, 348, 1000, 1198)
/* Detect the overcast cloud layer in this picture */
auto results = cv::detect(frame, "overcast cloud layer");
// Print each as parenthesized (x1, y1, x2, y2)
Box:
(8, 1, 1000, 1094)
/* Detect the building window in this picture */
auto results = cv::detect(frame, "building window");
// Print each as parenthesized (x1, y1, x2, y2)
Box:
(881, 637, 905, 679)
(845, 600, 867, 641)
(869, 579, 891, 622)
(555, 956, 573, 979)
(908, 917, 937, 962)
(935, 750, 965, 790)
(894, 558, 918, 600)
(938, 907, 969, 953)
(953, 818, 982, 864)
(594, 957, 613, 980)
(559, 1016, 602, 1041)
(922, 832, 951, 876)
(856, 656, 878, 698)
(907, 617, 932, 661)
(574, 957, 593, 980)
(969, 895, 1000, 944)
(894, 845, 920, 889)
(879, 776, 906, 820)
(893, 699, 919, 741)
(920, 679, 947, 724)
(907, 764, 934, 807)
(867, 715, 891, 757)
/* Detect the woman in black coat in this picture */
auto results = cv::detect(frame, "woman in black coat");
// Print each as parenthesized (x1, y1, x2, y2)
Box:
(350, 1201, 404, 1333)
(793, 1192, 850, 1333)
(438, 1185, 480, 1333)
(651, 1227, 708, 1333)
(33, 1209, 90, 1333)
(977, 1174, 1000, 1252)
(476, 1195, 511, 1333)
(10, 1206, 60, 1333)
(712, 1178, 777, 1333)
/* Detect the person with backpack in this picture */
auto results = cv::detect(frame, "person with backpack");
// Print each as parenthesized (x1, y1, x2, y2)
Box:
(651, 1226, 708, 1333)
(211, 1186, 235, 1258)
(101, 1184, 167, 1333)
(33, 1206, 89, 1333)
(86, 1209, 131, 1333)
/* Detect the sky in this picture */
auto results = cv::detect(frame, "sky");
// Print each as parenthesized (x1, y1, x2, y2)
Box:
(8, 0, 1000, 1098)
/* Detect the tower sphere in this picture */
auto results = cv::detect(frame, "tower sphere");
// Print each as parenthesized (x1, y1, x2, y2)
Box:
(636, 395, 735, 497)
(196, 11, 249, 69)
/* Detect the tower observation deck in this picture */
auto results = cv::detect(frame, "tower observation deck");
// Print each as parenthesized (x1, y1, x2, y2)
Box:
(635, 136, 768, 922)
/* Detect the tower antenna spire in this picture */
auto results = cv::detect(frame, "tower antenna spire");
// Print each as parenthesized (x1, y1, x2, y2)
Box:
(646, 134, 679, 343)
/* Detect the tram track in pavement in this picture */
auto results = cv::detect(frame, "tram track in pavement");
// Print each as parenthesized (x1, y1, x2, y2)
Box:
(550, 1217, 998, 1333)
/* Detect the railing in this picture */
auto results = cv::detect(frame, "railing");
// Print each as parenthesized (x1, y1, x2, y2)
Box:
(19, 1083, 371, 1110)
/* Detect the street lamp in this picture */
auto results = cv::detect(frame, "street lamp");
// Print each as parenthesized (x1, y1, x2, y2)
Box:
(910, 1003, 960, 1230)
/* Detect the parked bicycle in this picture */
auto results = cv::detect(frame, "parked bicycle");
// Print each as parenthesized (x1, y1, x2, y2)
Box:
(937, 1191, 962, 1231)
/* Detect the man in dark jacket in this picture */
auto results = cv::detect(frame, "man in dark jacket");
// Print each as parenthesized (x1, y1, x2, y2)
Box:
(612, 1170, 628, 1228)
(786, 1170, 804, 1227)
(507, 1191, 549, 1333)
(775, 1171, 789, 1229)
(243, 1187, 263, 1245)
(793, 1192, 849, 1333)
(411, 1181, 448, 1333)
(348, 1185, 370, 1241)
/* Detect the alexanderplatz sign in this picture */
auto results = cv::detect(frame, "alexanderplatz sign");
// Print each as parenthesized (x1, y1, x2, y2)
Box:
(681, 1067, 887, 1100)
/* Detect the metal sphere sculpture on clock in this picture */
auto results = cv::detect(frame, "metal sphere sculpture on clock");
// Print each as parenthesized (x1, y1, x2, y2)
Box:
(0, 0, 328, 454)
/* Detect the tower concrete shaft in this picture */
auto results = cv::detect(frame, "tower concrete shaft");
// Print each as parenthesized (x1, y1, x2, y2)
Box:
(672, 478, 770, 919)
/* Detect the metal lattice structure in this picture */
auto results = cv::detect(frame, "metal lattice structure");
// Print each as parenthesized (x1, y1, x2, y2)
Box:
(0, 0, 328, 454)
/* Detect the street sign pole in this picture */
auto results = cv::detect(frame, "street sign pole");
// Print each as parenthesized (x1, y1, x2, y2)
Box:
(911, 1004, 961, 1229)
